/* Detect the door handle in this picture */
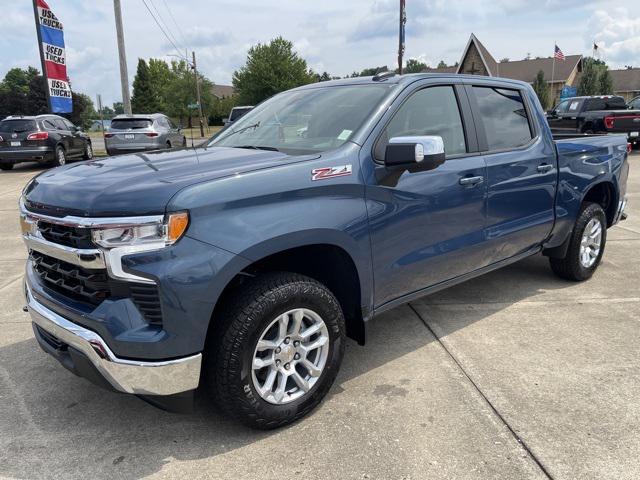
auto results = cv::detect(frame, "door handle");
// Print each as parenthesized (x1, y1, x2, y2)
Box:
(459, 175, 484, 186)
(537, 164, 554, 173)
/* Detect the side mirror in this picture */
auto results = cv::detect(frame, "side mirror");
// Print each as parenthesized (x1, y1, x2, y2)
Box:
(222, 118, 230, 125)
(385, 136, 445, 171)
(547, 109, 557, 117)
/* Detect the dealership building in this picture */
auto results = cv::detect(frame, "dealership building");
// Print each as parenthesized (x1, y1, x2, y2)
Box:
(426, 34, 640, 105)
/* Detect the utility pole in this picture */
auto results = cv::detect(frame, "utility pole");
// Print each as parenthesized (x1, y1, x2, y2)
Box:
(398, 0, 406, 74)
(113, 0, 132, 115)
(97, 94, 105, 139)
(192, 51, 205, 138)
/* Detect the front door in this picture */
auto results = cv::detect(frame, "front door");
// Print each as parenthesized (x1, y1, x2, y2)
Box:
(467, 83, 557, 261)
(365, 84, 488, 307)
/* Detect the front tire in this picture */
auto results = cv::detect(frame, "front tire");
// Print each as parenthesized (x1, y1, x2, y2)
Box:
(550, 202, 607, 281)
(83, 141, 93, 160)
(206, 272, 345, 429)
(0, 163, 13, 171)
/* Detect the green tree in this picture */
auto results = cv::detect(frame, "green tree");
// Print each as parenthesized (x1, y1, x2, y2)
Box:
(404, 58, 427, 73)
(24, 75, 48, 115)
(0, 67, 41, 116)
(578, 57, 608, 97)
(532, 70, 550, 110)
(232, 37, 315, 104)
(112, 102, 124, 114)
(598, 68, 614, 95)
(437, 60, 448, 69)
(131, 59, 159, 113)
(148, 58, 173, 112)
(63, 92, 96, 129)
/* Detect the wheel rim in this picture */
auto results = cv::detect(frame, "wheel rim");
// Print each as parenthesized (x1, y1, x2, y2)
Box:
(86, 143, 93, 159)
(579, 218, 602, 268)
(251, 308, 330, 405)
(57, 148, 66, 165)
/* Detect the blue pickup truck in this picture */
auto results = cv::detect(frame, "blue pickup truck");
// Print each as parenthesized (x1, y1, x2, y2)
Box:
(20, 73, 629, 428)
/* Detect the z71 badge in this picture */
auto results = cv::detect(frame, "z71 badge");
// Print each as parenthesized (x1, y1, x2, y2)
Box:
(311, 165, 352, 181)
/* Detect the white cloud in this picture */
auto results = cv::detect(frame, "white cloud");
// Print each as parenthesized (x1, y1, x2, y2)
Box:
(587, 8, 640, 68)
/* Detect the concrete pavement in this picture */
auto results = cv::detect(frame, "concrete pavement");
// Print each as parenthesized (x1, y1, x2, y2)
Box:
(0, 154, 638, 479)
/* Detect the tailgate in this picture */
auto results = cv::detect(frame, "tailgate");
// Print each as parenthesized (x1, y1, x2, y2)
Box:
(606, 112, 640, 136)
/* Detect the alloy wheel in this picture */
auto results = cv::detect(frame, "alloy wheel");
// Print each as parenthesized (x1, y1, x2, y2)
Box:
(251, 308, 330, 405)
(579, 218, 602, 268)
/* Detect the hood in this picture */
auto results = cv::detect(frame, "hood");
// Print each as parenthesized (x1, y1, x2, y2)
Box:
(23, 147, 318, 217)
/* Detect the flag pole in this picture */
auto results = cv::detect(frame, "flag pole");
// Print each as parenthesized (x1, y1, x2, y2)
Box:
(32, 0, 52, 113)
(551, 43, 556, 105)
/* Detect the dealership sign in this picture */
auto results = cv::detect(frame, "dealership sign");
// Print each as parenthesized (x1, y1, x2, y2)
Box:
(33, 0, 72, 113)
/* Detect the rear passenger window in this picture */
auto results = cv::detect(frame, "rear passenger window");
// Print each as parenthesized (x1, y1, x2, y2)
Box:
(472, 86, 533, 151)
(375, 86, 467, 160)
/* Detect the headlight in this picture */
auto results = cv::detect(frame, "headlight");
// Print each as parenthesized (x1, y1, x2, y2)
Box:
(92, 212, 189, 248)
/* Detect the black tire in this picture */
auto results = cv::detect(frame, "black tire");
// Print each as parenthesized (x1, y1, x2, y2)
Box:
(166, 141, 172, 149)
(0, 163, 13, 171)
(53, 145, 66, 167)
(206, 272, 345, 429)
(182, 136, 187, 147)
(550, 202, 607, 281)
(82, 141, 93, 160)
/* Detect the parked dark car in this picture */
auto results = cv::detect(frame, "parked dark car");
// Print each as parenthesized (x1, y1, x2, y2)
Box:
(629, 95, 640, 110)
(0, 115, 92, 170)
(21, 74, 629, 428)
(547, 95, 640, 145)
(223, 105, 253, 125)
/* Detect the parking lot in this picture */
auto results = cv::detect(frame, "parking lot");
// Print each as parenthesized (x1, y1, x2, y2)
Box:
(0, 154, 638, 479)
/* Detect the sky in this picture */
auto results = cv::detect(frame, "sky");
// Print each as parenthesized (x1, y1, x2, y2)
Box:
(1, 0, 638, 106)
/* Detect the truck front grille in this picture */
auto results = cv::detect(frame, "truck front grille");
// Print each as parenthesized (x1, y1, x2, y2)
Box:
(31, 250, 110, 305)
(31, 251, 163, 326)
(37, 221, 94, 249)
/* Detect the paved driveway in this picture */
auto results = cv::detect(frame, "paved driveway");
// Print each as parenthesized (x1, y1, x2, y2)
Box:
(0, 154, 638, 479)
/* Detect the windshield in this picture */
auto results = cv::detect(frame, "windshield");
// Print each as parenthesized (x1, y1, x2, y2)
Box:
(0, 119, 36, 132)
(209, 85, 394, 155)
(110, 119, 152, 130)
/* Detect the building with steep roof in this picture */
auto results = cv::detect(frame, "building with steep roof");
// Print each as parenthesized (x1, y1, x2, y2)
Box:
(426, 34, 640, 106)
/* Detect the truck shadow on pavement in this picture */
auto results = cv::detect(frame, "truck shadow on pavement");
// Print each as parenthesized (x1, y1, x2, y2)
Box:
(0, 253, 574, 480)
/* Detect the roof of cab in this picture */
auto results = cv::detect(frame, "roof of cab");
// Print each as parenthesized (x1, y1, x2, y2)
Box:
(293, 72, 532, 91)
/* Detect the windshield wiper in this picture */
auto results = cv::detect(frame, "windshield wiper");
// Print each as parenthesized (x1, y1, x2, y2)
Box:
(235, 145, 280, 152)
(223, 121, 261, 139)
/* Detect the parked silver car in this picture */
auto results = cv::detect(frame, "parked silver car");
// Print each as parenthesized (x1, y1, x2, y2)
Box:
(105, 114, 186, 156)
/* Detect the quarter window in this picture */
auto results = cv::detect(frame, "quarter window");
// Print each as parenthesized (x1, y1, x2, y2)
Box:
(375, 86, 467, 160)
(472, 86, 533, 150)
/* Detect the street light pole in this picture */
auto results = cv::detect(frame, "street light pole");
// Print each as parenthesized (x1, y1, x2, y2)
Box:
(192, 51, 205, 138)
(113, 0, 132, 115)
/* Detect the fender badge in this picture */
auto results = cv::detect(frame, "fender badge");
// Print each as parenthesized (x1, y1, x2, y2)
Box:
(311, 164, 352, 181)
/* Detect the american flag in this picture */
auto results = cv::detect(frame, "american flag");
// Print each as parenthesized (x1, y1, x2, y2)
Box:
(554, 45, 565, 61)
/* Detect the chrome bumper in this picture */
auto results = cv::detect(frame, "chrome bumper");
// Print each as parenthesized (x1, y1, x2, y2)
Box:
(26, 283, 201, 396)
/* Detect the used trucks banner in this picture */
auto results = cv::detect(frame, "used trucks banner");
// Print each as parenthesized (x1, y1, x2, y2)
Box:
(33, 0, 72, 113)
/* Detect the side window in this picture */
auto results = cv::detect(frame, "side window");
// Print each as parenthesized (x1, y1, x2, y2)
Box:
(375, 86, 467, 160)
(568, 100, 580, 112)
(556, 100, 570, 113)
(168, 118, 178, 129)
(472, 86, 533, 151)
(63, 119, 76, 130)
(53, 119, 68, 130)
(158, 117, 170, 129)
(43, 119, 57, 130)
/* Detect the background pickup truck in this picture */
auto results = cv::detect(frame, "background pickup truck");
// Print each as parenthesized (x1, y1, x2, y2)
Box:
(21, 73, 629, 429)
(547, 95, 640, 145)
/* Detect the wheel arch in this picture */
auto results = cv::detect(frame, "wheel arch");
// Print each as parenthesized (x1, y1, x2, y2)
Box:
(582, 180, 618, 227)
(207, 242, 368, 346)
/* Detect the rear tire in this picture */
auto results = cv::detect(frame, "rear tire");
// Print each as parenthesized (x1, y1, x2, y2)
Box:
(182, 136, 187, 147)
(549, 202, 607, 281)
(0, 163, 13, 171)
(53, 145, 66, 167)
(166, 141, 172, 149)
(205, 272, 345, 429)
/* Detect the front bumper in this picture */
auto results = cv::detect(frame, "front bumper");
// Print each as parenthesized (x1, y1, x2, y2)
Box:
(26, 282, 202, 396)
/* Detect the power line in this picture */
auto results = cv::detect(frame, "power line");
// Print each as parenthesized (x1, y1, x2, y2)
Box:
(140, 0, 188, 61)
(147, 0, 184, 53)
(160, 0, 189, 51)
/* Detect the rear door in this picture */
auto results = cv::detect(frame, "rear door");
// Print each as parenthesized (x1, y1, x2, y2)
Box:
(467, 82, 557, 262)
(52, 118, 75, 153)
(365, 81, 488, 306)
(63, 118, 83, 153)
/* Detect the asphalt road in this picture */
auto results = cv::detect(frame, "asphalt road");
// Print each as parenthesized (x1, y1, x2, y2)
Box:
(0, 153, 638, 479)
